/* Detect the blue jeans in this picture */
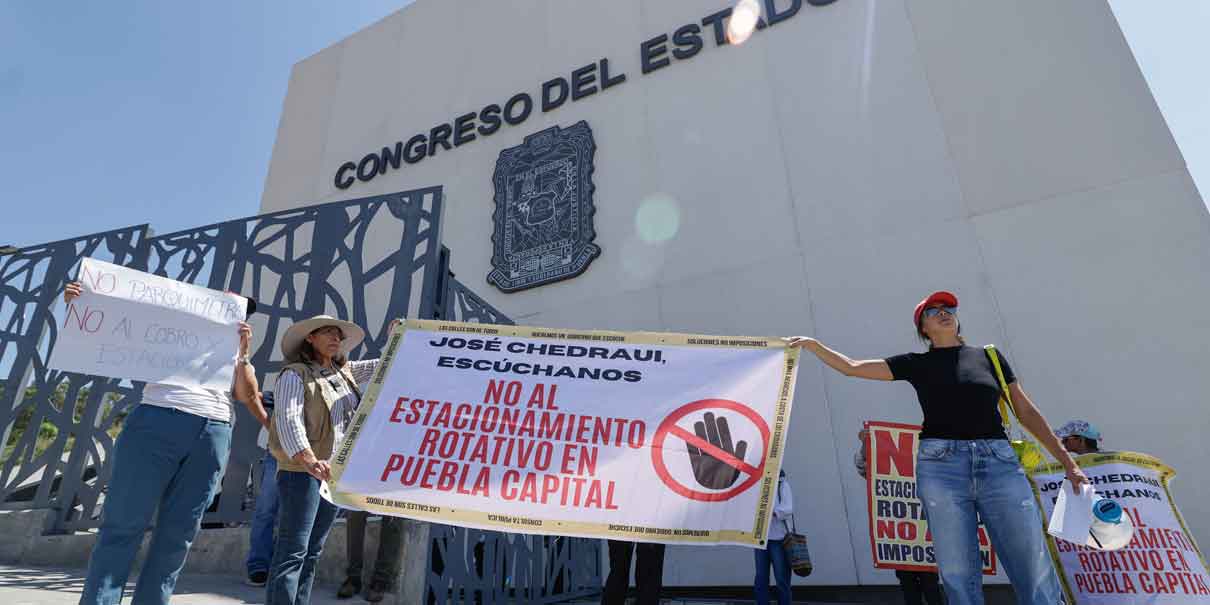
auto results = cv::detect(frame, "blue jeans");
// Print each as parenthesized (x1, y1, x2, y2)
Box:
(754, 539, 792, 605)
(916, 439, 1064, 605)
(266, 470, 339, 605)
(246, 451, 279, 574)
(80, 404, 232, 605)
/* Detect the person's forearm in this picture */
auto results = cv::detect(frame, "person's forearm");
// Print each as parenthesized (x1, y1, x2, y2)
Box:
(805, 340, 861, 376)
(241, 389, 269, 428)
(291, 448, 319, 466)
(1013, 389, 1078, 469)
(234, 364, 268, 427)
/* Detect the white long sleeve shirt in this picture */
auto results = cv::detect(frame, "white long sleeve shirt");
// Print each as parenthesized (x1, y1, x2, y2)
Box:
(768, 474, 796, 541)
(273, 359, 379, 459)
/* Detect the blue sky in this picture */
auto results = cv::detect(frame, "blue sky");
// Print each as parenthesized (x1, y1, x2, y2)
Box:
(1, 1, 1206, 249)
(0, 1, 407, 246)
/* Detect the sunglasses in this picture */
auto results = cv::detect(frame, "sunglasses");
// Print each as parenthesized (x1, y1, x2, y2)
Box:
(922, 306, 957, 319)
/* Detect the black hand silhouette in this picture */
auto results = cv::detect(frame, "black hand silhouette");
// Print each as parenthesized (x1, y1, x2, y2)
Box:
(686, 412, 749, 489)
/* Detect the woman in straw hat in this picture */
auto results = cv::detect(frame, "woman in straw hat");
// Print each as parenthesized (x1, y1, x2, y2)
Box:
(265, 314, 397, 605)
(788, 291, 1086, 605)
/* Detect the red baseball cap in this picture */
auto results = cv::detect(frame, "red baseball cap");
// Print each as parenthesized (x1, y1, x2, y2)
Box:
(913, 291, 958, 326)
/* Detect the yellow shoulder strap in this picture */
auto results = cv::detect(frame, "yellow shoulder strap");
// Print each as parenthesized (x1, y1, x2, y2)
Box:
(984, 344, 1015, 432)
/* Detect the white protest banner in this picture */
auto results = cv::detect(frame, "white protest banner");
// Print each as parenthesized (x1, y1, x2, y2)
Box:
(48, 258, 247, 390)
(1030, 451, 1210, 602)
(330, 319, 799, 547)
(864, 421, 997, 574)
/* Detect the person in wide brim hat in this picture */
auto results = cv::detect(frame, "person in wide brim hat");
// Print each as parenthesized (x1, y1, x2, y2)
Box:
(266, 313, 397, 605)
(279, 314, 365, 361)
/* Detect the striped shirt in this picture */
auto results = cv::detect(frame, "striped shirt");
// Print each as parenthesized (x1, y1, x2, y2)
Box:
(273, 359, 379, 460)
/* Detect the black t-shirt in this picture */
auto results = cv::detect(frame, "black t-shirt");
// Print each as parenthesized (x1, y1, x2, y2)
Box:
(885, 345, 1014, 440)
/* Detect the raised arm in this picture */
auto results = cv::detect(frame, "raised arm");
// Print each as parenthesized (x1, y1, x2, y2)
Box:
(232, 322, 269, 429)
(1008, 382, 1089, 493)
(786, 337, 894, 381)
(346, 318, 403, 383)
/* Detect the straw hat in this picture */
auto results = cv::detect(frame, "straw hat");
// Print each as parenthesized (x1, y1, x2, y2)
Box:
(280, 315, 365, 360)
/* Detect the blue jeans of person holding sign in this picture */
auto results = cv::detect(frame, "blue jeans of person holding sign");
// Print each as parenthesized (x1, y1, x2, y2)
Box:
(754, 539, 792, 605)
(266, 470, 339, 605)
(80, 403, 232, 605)
(916, 439, 1064, 605)
(246, 450, 279, 581)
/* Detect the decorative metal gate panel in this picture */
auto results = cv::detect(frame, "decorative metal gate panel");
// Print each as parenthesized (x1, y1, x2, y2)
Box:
(434, 247, 514, 326)
(426, 524, 602, 605)
(0, 187, 446, 531)
(0, 226, 149, 533)
(139, 187, 446, 529)
(1, 187, 602, 603)
(426, 251, 602, 603)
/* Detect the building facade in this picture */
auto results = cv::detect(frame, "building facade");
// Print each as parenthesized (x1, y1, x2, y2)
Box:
(260, 0, 1210, 588)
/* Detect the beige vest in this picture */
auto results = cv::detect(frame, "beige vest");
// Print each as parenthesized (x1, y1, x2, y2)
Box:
(268, 361, 360, 473)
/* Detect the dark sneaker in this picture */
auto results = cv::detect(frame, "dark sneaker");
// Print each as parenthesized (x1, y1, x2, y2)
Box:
(337, 576, 362, 599)
(245, 570, 268, 587)
(366, 580, 388, 602)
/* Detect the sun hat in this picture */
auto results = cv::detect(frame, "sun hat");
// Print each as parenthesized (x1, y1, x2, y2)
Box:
(279, 315, 365, 359)
(913, 291, 958, 327)
(1054, 420, 1102, 442)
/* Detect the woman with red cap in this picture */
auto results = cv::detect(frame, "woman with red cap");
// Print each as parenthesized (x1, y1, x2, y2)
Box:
(788, 291, 1086, 605)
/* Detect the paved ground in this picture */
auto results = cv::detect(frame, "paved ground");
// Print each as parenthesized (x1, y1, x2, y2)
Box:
(0, 565, 862, 604)
(0, 566, 347, 605)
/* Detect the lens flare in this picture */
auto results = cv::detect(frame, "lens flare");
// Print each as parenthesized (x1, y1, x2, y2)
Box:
(726, 0, 762, 46)
(619, 235, 664, 287)
(635, 194, 681, 244)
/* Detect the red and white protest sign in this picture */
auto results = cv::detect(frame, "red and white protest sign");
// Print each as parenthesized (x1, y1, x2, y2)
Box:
(865, 421, 997, 574)
(330, 319, 799, 547)
(1030, 452, 1210, 602)
(651, 399, 770, 502)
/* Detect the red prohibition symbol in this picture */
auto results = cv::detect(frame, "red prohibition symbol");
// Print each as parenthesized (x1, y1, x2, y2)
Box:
(650, 398, 770, 502)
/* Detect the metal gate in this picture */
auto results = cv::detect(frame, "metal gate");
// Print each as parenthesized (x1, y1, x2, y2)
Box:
(1, 187, 600, 602)
(426, 247, 603, 604)
(1, 187, 446, 531)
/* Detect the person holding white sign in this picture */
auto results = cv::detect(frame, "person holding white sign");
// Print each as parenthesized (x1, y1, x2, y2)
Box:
(265, 315, 397, 605)
(788, 290, 1088, 605)
(65, 281, 264, 605)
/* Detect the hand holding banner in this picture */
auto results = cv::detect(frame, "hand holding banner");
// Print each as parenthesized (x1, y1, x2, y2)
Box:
(1050, 482, 1098, 545)
(48, 258, 247, 390)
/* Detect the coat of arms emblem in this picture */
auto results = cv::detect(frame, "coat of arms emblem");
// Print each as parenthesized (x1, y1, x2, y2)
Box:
(487, 121, 600, 292)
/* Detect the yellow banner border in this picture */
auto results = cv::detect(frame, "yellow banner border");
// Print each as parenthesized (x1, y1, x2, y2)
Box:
(329, 318, 800, 547)
(1028, 450, 1210, 603)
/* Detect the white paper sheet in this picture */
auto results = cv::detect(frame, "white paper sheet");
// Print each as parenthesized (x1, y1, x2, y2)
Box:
(49, 258, 246, 390)
(1048, 481, 1096, 544)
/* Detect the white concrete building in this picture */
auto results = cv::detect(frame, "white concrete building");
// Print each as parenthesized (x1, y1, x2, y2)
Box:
(259, 0, 1210, 588)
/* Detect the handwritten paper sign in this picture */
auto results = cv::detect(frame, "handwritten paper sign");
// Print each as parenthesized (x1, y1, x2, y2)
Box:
(48, 258, 246, 390)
